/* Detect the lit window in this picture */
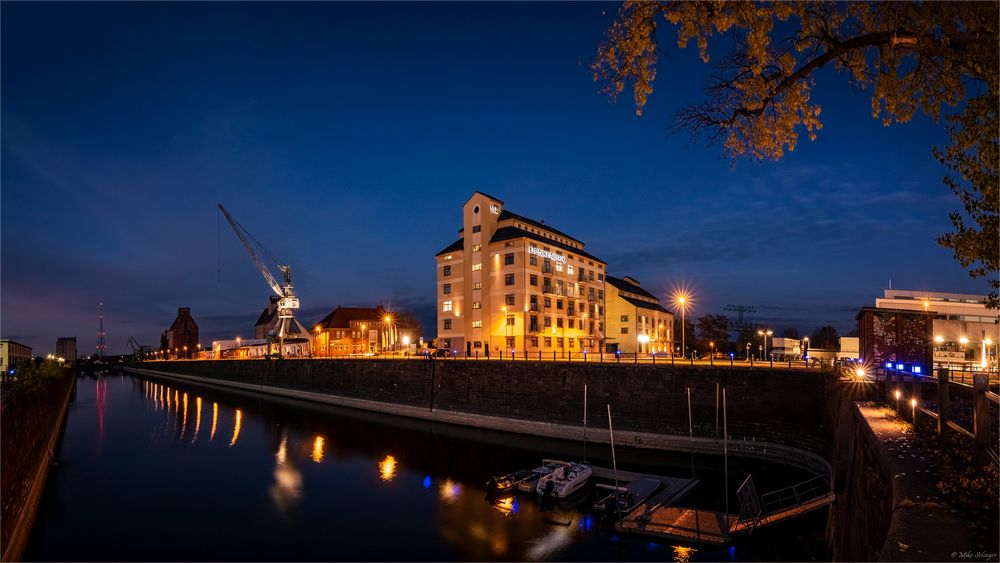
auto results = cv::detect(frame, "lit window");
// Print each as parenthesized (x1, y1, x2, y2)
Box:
(443, 301, 453, 312)
(443, 255, 452, 261)
(556, 262, 563, 273)
(621, 315, 628, 322)
(472, 302, 481, 309)
(472, 320, 482, 328)
(472, 263, 482, 271)
(473, 282, 482, 290)
(472, 244, 482, 252)
(567, 265, 574, 275)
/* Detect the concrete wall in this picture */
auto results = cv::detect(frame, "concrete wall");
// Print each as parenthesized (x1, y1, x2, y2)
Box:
(147, 359, 835, 455)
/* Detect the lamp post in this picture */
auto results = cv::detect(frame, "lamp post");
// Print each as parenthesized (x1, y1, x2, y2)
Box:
(802, 336, 810, 365)
(675, 294, 688, 359)
(709, 341, 715, 366)
(384, 315, 395, 354)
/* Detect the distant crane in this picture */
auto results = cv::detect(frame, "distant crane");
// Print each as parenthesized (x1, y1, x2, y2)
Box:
(218, 204, 312, 359)
(724, 304, 758, 332)
(127, 337, 151, 361)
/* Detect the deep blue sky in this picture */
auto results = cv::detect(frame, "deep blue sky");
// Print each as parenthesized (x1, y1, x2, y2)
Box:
(1, 2, 986, 355)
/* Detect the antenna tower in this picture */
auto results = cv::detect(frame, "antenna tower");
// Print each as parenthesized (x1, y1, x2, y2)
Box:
(97, 302, 107, 358)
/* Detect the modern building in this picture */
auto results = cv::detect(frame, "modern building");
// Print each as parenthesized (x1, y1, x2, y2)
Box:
(857, 307, 934, 369)
(870, 289, 999, 369)
(435, 192, 607, 357)
(1, 339, 33, 374)
(311, 306, 411, 356)
(166, 307, 199, 358)
(604, 276, 673, 355)
(770, 337, 802, 360)
(56, 337, 77, 363)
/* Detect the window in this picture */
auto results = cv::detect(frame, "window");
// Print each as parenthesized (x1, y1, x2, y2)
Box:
(530, 275, 538, 286)
(555, 262, 563, 273)
(543, 259, 551, 273)
(504, 274, 515, 285)
(504, 253, 514, 265)
(504, 241, 514, 247)
(567, 265, 574, 275)
(588, 288, 596, 301)
(597, 273, 604, 282)
(443, 283, 452, 294)
(544, 297, 552, 308)
(443, 319, 452, 330)
(544, 317, 552, 328)
(589, 270, 595, 281)
(557, 338, 564, 348)
(556, 300, 563, 310)
(621, 315, 629, 322)
(530, 316, 539, 332)
(530, 295, 539, 311)
(569, 319, 575, 329)
(443, 255, 452, 261)
(557, 318, 564, 328)
(444, 339, 452, 348)
(530, 255, 537, 266)
(472, 302, 481, 309)
(621, 327, 629, 334)
(599, 306, 604, 315)
(569, 338, 575, 348)
(472, 244, 481, 252)
(598, 290, 604, 300)
(472, 263, 482, 271)
(473, 340, 482, 348)
(506, 316, 515, 326)
(506, 336, 515, 347)
(443, 265, 451, 276)
(544, 337, 552, 347)
(472, 320, 482, 328)
(473, 282, 482, 289)
(504, 294, 515, 306)
(568, 303, 575, 316)
(472, 225, 481, 233)
(443, 301, 453, 312)
(531, 337, 539, 347)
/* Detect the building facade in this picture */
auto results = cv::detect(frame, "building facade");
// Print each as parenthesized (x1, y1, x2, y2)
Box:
(311, 306, 412, 356)
(435, 192, 607, 357)
(872, 289, 999, 369)
(604, 276, 673, 355)
(166, 307, 199, 358)
(56, 337, 77, 363)
(1, 339, 33, 374)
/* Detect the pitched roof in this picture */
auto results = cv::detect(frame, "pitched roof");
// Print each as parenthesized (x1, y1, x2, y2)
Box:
(313, 306, 385, 330)
(465, 191, 504, 206)
(435, 238, 464, 256)
(254, 296, 280, 328)
(497, 209, 581, 245)
(489, 226, 604, 263)
(619, 294, 673, 314)
(605, 275, 659, 301)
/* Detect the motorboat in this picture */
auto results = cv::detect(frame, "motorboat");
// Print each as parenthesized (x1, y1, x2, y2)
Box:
(536, 462, 592, 498)
(515, 460, 568, 493)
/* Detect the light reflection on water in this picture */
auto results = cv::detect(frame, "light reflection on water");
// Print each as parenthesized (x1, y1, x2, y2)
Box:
(26, 373, 826, 562)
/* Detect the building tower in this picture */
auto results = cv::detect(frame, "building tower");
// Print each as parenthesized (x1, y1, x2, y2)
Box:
(97, 302, 107, 359)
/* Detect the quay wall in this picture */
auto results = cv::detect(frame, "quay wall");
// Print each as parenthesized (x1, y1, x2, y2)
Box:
(138, 359, 839, 458)
(0, 372, 75, 562)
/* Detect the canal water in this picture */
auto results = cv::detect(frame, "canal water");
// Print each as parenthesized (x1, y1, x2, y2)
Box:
(26, 373, 829, 561)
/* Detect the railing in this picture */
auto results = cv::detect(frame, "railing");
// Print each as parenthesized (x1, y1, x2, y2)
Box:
(759, 475, 830, 514)
(876, 366, 998, 465)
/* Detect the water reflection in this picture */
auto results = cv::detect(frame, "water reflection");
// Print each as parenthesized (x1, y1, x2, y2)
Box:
(672, 545, 698, 562)
(180, 393, 188, 440)
(210, 402, 218, 442)
(270, 434, 303, 516)
(379, 455, 397, 481)
(439, 479, 461, 503)
(311, 436, 325, 463)
(192, 397, 202, 443)
(229, 409, 242, 447)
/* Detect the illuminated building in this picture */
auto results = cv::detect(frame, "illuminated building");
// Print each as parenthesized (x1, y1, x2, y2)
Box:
(166, 307, 198, 359)
(311, 306, 405, 356)
(0, 339, 32, 374)
(435, 192, 607, 356)
(56, 337, 77, 364)
(604, 276, 673, 355)
(869, 289, 999, 369)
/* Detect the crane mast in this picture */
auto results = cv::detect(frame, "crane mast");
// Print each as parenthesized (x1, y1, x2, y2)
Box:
(218, 204, 311, 358)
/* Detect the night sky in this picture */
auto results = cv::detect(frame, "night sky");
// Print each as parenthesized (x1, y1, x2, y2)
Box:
(1, 2, 987, 355)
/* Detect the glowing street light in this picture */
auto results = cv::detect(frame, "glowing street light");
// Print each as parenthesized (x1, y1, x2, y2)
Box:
(674, 293, 689, 359)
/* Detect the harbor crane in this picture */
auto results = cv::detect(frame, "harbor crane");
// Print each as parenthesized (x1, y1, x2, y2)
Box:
(218, 204, 312, 359)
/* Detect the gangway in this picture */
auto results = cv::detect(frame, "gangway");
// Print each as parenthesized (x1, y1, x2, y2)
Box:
(616, 474, 834, 545)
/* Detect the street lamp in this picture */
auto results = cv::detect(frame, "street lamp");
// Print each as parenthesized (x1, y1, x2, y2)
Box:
(757, 330, 772, 361)
(802, 336, 810, 363)
(383, 315, 394, 354)
(674, 294, 689, 359)
(709, 341, 715, 365)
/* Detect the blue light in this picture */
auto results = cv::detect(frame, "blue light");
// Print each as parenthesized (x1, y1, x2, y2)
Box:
(886, 362, 893, 369)
(729, 352, 734, 358)
(913, 366, 922, 374)
(582, 514, 593, 531)
(422, 475, 432, 489)
(729, 545, 737, 560)
(511, 498, 519, 516)
(610, 534, 620, 543)
(896, 363, 904, 370)
(646, 542, 660, 552)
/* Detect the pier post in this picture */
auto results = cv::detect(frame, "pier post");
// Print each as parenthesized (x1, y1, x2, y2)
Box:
(973, 374, 991, 463)
(937, 368, 950, 440)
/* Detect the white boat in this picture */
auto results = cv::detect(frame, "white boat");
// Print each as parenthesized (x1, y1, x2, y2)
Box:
(515, 460, 567, 493)
(536, 462, 592, 498)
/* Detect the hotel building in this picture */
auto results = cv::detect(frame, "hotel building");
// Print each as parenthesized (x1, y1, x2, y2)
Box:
(604, 276, 674, 355)
(435, 192, 607, 357)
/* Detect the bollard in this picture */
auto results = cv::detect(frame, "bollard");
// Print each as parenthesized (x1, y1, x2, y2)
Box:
(937, 368, 950, 440)
(475, 351, 479, 360)
(973, 373, 991, 461)
(634, 352, 637, 364)
(500, 350, 503, 361)
(553, 351, 557, 362)
(568, 351, 572, 362)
